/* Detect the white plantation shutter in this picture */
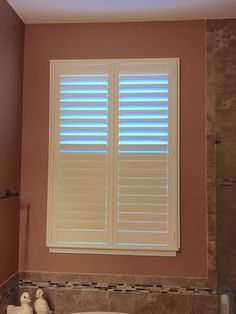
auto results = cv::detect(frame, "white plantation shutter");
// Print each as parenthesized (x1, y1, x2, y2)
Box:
(48, 62, 113, 244)
(114, 62, 178, 248)
(47, 59, 179, 254)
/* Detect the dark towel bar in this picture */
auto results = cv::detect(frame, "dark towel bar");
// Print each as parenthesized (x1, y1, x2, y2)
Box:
(0, 190, 19, 200)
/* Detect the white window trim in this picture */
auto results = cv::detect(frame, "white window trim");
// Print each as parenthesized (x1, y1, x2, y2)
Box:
(47, 58, 180, 256)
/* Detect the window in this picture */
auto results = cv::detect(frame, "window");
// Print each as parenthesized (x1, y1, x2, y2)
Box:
(47, 58, 180, 256)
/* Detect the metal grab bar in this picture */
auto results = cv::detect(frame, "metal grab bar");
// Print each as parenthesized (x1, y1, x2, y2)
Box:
(0, 190, 19, 200)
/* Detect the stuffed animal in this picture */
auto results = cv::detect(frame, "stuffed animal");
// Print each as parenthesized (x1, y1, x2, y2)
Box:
(7, 292, 33, 314)
(34, 289, 53, 314)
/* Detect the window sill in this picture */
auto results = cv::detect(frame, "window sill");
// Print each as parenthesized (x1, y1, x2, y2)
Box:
(48, 244, 178, 256)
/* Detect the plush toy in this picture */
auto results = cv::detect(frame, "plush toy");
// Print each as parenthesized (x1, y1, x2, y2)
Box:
(7, 292, 33, 314)
(34, 289, 53, 314)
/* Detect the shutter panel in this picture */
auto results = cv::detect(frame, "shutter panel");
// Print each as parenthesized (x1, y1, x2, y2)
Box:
(49, 62, 112, 245)
(115, 61, 177, 247)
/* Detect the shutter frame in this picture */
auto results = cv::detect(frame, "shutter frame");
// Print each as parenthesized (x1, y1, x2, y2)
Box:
(47, 58, 180, 255)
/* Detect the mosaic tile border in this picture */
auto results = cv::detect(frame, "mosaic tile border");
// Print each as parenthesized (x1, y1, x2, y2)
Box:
(19, 278, 217, 296)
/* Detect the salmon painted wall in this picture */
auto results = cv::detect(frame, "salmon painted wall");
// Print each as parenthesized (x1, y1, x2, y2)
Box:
(0, 0, 24, 285)
(20, 21, 207, 277)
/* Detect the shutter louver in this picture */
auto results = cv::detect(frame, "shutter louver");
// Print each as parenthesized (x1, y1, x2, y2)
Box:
(51, 64, 112, 245)
(116, 63, 172, 247)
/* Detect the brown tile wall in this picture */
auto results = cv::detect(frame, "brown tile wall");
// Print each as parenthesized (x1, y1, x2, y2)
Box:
(16, 272, 218, 314)
(18, 286, 217, 314)
(207, 18, 236, 311)
(0, 273, 19, 313)
(206, 21, 218, 293)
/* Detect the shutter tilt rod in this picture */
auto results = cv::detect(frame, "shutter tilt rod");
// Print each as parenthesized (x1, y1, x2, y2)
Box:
(0, 190, 19, 201)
